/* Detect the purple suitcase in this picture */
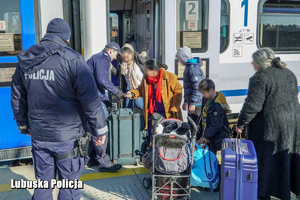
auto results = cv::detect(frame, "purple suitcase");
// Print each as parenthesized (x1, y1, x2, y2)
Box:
(220, 138, 258, 200)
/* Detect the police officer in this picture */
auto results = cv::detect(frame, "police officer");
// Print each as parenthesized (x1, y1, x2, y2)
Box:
(86, 43, 124, 172)
(87, 42, 125, 111)
(11, 18, 108, 200)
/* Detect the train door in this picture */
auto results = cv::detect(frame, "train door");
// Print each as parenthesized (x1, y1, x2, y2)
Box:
(109, 12, 123, 87)
(164, 0, 221, 119)
(0, 0, 36, 160)
(135, 0, 162, 60)
(63, 0, 82, 54)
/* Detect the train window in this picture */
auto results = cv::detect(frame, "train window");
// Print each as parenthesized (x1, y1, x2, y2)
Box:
(110, 13, 119, 44)
(258, 0, 300, 52)
(176, 0, 209, 53)
(0, 0, 22, 57)
(220, 0, 230, 53)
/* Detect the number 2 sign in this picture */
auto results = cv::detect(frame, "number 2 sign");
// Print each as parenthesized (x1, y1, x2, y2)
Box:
(0, 21, 6, 31)
(185, 1, 199, 21)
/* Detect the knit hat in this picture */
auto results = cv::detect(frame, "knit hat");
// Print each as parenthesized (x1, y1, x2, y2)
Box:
(46, 18, 71, 40)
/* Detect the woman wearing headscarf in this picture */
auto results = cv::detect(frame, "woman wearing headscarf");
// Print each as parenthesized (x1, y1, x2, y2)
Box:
(125, 59, 183, 141)
(236, 48, 300, 200)
(111, 43, 147, 109)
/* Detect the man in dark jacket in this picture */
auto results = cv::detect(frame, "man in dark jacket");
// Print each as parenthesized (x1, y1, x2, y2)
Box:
(176, 46, 205, 122)
(86, 42, 124, 172)
(11, 18, 108, 200)
(197, 79, 230, 154)
(87, 42, 125, 111)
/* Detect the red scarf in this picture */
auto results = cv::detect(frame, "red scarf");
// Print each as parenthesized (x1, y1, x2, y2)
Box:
(147, 69, 163, 114)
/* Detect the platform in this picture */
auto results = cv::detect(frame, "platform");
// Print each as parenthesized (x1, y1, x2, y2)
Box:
(0, 164, 299, 200)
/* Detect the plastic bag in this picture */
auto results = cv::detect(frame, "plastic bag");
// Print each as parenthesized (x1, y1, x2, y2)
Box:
(191, 143, 219, 192)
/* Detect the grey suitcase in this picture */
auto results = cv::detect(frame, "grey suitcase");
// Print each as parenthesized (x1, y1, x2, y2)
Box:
(107, 98, 147, 165)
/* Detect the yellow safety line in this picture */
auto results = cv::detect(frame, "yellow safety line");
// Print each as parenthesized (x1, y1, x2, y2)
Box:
(0, 184, 13, 192)
(0, 167, 149, 192)
(132, 167, 150, 175)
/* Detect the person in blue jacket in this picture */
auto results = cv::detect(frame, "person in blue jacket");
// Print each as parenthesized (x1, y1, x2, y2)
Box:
(176, 46, 205, 122)
(11, 18, 108, 200)
(87, 42, 125, 112)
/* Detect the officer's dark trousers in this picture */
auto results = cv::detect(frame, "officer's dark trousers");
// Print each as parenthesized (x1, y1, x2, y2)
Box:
(31, 138, 84, 200)
(90, 134, 111, 168)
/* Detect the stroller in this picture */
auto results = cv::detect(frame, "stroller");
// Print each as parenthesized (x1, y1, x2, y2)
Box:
(142, 117, 197, 200)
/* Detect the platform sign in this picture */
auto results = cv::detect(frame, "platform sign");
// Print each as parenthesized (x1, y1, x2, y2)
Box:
(188, 20, 197, 30)
(182, 31, 202, 48)
(233, 33, 243, 44)
(0, 33, 14, 51)
(176, 58, 209, 80)
(233, 46, 243, 57)
(185, 1, 199, 21)
(0, 21, 6, 31)
(0, 67, 15, 83)
(244, 33, 254, 44)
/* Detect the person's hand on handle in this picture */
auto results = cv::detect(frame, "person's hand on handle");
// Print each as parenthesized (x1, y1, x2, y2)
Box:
(95, 135, 107, 146)
(115, 90, 125, 100)
(188, 105, 195, 114)
(236, 127, 243, 137)
(203, 137, 209, 145)
(125, 91, 133, 99)
(182, 102, 188, 111)
(197, 136, 209, 145)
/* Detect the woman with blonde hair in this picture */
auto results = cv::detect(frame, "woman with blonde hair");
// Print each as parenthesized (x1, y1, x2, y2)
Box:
(236, 48, 300, 200)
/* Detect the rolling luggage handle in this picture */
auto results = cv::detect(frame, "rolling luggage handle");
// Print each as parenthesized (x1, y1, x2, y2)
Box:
(117, 93, 136, 158)
(235, 138, 244, 200)
(131, 93, 135, 157)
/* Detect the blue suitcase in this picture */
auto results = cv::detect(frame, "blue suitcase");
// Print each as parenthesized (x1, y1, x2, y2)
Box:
(220, 138, 258, 200)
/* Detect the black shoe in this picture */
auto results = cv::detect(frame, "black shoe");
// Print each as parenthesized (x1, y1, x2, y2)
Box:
(98, 164, 122, 172)
(86, 159, 98, 167)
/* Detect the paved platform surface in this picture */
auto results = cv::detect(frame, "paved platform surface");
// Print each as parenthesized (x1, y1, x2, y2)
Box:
(0, 164, 299, 200)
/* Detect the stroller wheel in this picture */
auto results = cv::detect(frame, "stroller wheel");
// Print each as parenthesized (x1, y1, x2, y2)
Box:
(143, 177, 151, 189)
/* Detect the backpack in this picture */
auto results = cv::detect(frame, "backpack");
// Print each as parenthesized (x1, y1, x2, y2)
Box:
(191, 144, 219, 192)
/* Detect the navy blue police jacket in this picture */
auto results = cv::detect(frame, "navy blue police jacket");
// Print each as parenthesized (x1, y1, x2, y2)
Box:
(11, 33, 108, 142)
(87, 50, 118, 102)
(183, 57, 205, 106)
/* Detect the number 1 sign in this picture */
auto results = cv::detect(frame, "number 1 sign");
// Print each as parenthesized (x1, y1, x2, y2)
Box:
(241, 0, 248, 27)
(185, 1, 199, 21)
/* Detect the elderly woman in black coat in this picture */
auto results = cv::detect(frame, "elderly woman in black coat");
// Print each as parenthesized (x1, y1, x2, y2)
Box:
(236, 48, 300, 200)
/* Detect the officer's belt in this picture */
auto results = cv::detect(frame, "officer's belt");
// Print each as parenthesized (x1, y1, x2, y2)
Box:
(55, 132, 91, 161)
(55, 148, 79, 161)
